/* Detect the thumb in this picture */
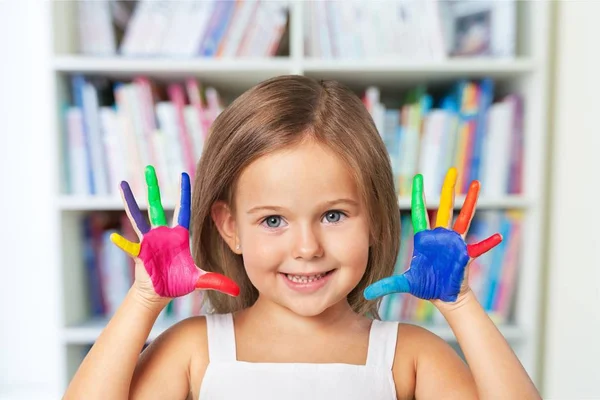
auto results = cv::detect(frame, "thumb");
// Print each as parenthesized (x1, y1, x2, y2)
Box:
(364, 274, 410, 301)
(195, 271, 241, 297)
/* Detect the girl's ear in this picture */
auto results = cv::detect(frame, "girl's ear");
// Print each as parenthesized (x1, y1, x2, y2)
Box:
(211, 201, 242, 254)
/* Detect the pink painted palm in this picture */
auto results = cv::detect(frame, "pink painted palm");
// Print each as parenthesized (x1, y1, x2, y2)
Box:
(111, 165, 240, 299)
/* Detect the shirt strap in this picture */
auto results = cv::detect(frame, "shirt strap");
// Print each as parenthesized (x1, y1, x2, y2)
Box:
(365, 319, 399, 369)
(205, 313, 237, 362)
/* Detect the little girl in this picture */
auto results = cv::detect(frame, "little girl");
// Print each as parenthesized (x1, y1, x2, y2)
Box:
(64, 75, 541, 399)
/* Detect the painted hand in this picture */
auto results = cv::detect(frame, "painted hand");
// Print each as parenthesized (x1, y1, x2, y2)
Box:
(110, 165, 240, 298)
(364, 168, 502, 302)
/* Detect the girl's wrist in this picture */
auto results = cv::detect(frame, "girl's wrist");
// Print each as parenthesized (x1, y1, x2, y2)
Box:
(129, 284, 171, 314)
(431, 287, 478, 315)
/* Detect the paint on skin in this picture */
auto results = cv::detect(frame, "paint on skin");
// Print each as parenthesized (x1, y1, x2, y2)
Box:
(454, 181, 480, 235)
(411, 174, 428, 233)
(364, 169, 503, 302)
(111, 166, 241, 298)
(365, 228, 469, 301)
(468, 233, 503, 258)
(196, 272, 240, 296)
(145, 165, 167, 227)
(363, 275, 410, 300)
(435, 167, 457, 228)
(121, 180, 150, 234)
(138, 226, 201, 297)
(178, 172, 191, 230)
(137, 227, 241, 297)
(110, 232, 140, 257)
(404, 228, 470, 301)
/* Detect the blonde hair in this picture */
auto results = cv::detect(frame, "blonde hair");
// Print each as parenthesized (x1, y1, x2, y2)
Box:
(191, 75, 400, 318)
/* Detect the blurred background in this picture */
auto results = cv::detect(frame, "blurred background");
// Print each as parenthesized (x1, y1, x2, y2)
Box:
(0, 0, 598, 399)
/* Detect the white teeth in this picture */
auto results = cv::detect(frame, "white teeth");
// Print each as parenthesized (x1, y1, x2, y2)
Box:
(285, 272, 327, 283)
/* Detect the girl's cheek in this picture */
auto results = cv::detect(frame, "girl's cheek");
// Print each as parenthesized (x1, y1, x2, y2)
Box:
(322, 226, 370, 267)
(242, 234, 285, 271)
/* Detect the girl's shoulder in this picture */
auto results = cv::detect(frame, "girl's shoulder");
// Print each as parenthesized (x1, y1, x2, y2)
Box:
(156, 315, 210, 366)
(161, 315, 211, 398)
(392, 322, 475, 399)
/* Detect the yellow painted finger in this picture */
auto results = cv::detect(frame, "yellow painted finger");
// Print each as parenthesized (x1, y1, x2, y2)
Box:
(110, 232, 140, 257)
(435, 167, 457, 228)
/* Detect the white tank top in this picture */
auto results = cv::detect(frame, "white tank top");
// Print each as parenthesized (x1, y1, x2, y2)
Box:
(199, 313, 399, 399)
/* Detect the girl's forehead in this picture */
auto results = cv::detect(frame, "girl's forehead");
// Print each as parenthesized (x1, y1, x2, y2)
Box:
(235, 141, 361, 206)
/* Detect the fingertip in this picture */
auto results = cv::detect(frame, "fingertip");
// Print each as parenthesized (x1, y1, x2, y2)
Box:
(413, 174, 423, 186)
(181, 172, 191, 190)
(363, 288, 377, 301)
(363, 289, 374, 301)
(109, 232, 119, 243)
(145, 165, 158, 184)
(469, 180, 481, 191)
(195, 273, 241, 297)
(446, 167, 458, 182)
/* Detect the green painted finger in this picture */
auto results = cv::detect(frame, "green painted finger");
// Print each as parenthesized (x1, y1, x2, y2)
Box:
(411, 174, 428, 233)
(145, 165, 167, 227)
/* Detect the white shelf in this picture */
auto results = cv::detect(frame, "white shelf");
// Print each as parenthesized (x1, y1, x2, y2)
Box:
(302, 58, 537, 88)
(62, 317, 186, 345)
(62, 317, 525, 345)
(57, 195, 533, 211)
(51, 55, 536, 91)
(52, 55, 296, 91)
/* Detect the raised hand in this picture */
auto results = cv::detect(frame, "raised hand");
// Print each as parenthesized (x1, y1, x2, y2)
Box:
(364, 168, 502, 303)
(110, 165, 240, 299)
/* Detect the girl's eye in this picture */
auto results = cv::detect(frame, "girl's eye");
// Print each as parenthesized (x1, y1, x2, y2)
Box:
(323, 210, 346, 224)
(262, 215, 284, 228)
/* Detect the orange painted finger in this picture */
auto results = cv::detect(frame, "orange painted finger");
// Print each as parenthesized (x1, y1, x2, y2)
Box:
(467, 233, 503, 258)
(453, 180, 480, 235)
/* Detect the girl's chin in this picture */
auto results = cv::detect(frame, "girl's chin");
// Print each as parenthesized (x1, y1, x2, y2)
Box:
(281, 294, 354, 318)
(284, 303, 332, 318)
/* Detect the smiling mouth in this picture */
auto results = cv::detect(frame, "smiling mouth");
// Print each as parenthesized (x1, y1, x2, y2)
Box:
(281, 270, 335, 284)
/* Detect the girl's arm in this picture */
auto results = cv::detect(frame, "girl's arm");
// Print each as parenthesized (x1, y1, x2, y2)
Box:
(367, 169, 541, 399)
(63, 287, 192, 400)
(64, 167, 239, 399)
(398, 291, 539, 400)
(432, 290, 541, 399)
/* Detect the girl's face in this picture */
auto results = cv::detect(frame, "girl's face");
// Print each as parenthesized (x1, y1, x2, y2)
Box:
(233, 140, 371, 317)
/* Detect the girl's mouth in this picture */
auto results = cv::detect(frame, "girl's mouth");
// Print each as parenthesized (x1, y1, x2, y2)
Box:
(280, 269, 335, 292)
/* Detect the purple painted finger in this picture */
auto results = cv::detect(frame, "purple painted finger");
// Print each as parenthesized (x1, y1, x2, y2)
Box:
(121, 181, 151, 234)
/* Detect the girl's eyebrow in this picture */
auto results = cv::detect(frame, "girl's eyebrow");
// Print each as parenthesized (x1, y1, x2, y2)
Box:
(246, 205, 287, 215)
(246, 198, 359, 215)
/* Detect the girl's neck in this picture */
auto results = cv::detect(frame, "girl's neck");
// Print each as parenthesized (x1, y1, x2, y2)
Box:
(239, 295, 365, 336)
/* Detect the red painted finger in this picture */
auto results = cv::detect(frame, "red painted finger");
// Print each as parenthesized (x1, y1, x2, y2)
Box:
(454, 181, 480, 235)
(195, 272, 240, 297)
(467, 233, 503, 258)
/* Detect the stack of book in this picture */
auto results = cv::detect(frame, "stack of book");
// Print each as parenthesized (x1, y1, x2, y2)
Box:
(305, 0, 516, 59)
(64, 75, 223, 199)
(363, 79, 524, 199)
(76, 0, 289, 58)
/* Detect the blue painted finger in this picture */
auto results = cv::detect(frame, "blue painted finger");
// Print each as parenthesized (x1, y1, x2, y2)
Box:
(364, 274, 410, 300)
(178, 172, 191, 229)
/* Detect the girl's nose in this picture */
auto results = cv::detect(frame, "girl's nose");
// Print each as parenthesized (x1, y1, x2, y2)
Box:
(292, 224, 324, 260)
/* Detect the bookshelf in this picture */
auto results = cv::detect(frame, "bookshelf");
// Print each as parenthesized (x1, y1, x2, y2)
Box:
(48, 0, 551, 394)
